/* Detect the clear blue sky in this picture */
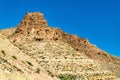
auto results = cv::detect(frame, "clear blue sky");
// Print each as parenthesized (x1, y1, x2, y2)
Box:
(0, 0, 120, 56)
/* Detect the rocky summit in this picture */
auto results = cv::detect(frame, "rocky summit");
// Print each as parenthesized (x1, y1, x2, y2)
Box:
(0, 12, 120, 80)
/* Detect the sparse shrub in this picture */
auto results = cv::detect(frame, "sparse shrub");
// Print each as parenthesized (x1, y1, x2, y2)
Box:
(38, 51, 43, 54)
(13, 66, 22, 72)
(26, 61, 33, 66)
(59, 75, 68, 80)
(0, 57, 7, 63)
(17, 68, 22, 72)
(58, 75, 77, 80)
(1, 50, 5, 56)
(75, 48, 79, 51)
(3, 58, 7, 63)
(36, 68, 40, 73)
(27, 31, 30, 35)
(13, 44, 22, 50)
(42, 57, 45, 59)
(47, 70, 52, 75)
(12, 55, 17, 60)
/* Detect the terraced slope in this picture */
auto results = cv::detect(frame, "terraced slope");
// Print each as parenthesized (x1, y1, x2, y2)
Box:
(0, 34, 59, 80)
(11, 39, 118, 80)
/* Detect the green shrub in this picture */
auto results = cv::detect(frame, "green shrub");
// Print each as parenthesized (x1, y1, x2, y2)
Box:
(1, 50, 5, 56)
(58, 75, 77, 80)
(26, 61, 33, 66)
(12, 55, 17, 60)
(13, 66, 22, 72)
(36, 68, 40, 73)
(0, 57, 7, 63)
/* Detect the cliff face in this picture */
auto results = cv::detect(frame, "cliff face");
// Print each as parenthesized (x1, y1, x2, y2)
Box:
(0, 12, 120, 80)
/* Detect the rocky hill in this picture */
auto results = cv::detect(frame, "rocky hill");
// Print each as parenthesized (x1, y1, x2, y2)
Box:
(0, 12, 120, 80)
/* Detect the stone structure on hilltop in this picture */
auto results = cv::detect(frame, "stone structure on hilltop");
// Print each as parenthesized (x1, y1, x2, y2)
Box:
(15, 12, 48, 34)
(20, 12, 47, 27)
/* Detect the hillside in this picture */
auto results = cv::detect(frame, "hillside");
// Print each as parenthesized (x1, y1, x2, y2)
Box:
(0, 12, 120, 80)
